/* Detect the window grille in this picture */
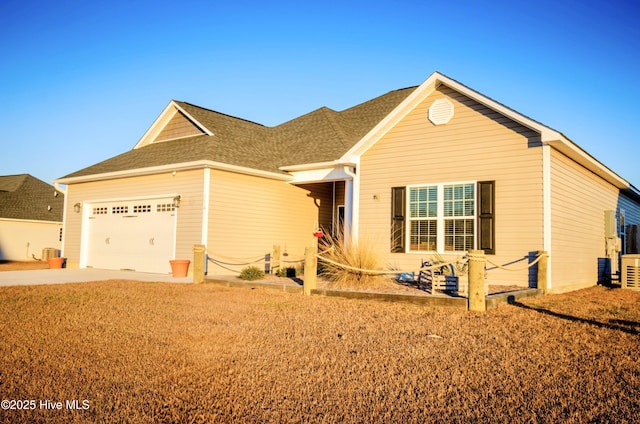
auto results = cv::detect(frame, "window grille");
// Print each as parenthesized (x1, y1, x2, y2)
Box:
(133, 205, 151, 213)
(157, 203, 175, 212)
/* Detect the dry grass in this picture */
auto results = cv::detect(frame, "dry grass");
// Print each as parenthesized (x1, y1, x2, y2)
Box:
(0, 261, 49, 271)
(0, 280, 639, 423)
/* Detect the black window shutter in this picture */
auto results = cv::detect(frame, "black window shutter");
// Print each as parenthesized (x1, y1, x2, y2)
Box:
(391, 187, 406, 252)
(477, 181, 495, 255)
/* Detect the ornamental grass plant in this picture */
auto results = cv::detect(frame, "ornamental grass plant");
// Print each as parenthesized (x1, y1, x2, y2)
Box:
(318, 233, 386, 289)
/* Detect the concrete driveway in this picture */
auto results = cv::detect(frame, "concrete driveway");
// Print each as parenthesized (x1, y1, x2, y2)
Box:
(0, 268, 192, 286)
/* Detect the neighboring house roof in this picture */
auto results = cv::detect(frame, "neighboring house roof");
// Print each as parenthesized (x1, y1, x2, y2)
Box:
(58, 86, 417, 180)
(0, 174, 64, 222)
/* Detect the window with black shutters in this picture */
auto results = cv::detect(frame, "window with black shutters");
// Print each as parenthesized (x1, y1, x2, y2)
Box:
(390, 181, 496, 254)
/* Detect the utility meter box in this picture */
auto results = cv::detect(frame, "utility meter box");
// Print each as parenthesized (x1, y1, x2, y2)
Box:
(604, 210, 617, 238)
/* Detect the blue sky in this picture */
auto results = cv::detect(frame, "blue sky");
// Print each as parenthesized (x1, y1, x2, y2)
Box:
(1, 0, 639, 187)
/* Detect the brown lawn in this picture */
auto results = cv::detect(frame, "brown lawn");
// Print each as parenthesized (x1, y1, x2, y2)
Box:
(0, 260, 49, 271)
(0, 279, 638, 423)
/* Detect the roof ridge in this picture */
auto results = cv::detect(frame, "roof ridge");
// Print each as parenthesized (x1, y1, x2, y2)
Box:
(338, 86, 418, 113)
(319, 107, 352, 149)
(174, 100, 267, 128)
(0, 174, 29, 192)
(270, 105, 330, 128)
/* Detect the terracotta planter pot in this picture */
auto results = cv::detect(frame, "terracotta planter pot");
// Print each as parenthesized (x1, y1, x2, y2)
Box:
(47, 257, 64, 269)
(169, 260, 190, 278)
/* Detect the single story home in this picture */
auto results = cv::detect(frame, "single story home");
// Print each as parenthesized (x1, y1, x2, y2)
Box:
(0, 174, 64, 261)
(55, 72, 640, 293)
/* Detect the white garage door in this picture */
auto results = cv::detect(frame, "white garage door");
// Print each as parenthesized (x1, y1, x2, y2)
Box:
(85, 198, 176, 273)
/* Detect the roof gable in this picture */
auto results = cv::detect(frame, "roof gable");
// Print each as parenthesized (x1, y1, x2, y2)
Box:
(135, 101, 215, 148)
(340, 71, 635, 192)
(154, 110, 205, 142)
(0, 174, 64, 222)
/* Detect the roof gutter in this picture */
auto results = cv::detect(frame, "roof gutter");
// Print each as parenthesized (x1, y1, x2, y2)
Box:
(54, 160, 293, 185)
(544, 136, 637, 194)
(279, 160, 342, 172)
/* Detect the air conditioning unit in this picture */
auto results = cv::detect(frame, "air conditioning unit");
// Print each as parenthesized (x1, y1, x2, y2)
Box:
(621, 254, 640, 290)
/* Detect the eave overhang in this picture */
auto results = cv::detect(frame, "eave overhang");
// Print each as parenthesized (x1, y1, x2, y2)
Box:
(279, 161, 357, 184)
(54, 160, 293, 185)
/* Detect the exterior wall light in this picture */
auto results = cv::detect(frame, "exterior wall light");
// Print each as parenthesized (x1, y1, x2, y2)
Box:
(173, 195, 181, 208)
(73, 202, 82, 213)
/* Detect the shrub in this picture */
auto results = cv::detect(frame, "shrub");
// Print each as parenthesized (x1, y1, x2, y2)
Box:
(318, 233, 383, 288)
(239, 266, 265, 281)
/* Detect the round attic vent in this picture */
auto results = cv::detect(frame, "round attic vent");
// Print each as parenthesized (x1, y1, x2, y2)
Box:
(428, 98, 454, 125)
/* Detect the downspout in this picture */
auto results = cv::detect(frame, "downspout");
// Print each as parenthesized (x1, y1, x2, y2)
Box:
(343, 165, 359, 248)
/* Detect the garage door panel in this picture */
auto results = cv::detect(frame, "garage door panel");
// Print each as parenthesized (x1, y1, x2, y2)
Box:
(86, 214, 120, 270)
(85, 199, 176, 273)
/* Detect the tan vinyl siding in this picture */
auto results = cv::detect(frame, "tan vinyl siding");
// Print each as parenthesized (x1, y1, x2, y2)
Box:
(549, 149, 620, 292)
(207, 170, 319, 275)
(295, 181, 345, 235)
(359, 85, 544, 286)
(0, 220, 62, 260)
(298, 183, 333, 231)
(63, 170, 204, 267)
(155, 112, 204, 142)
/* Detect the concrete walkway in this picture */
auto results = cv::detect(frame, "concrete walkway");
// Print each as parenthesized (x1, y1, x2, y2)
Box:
(0, 268, 192, 286)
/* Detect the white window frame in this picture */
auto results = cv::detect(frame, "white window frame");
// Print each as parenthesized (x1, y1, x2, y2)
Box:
(407, 184, 438, 252)
(406, 181, 477, 253)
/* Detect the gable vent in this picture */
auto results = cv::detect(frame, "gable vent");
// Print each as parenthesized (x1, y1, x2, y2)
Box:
(428, 98, 454, 125)
(621, 254, 640, 290)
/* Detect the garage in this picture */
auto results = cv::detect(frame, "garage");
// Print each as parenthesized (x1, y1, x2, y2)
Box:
(84, 198, 177, 273)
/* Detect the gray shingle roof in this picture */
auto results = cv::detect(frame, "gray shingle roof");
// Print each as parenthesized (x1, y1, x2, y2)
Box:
(61, 86, 417, 179)
(0, 174, 64, 221)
